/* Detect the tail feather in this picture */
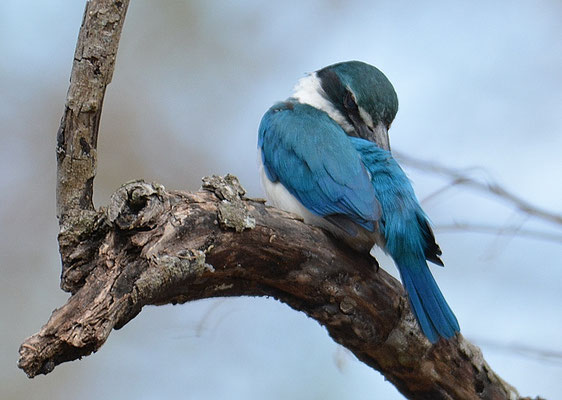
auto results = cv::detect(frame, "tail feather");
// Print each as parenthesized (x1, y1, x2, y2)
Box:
(396, 255, 460, 343)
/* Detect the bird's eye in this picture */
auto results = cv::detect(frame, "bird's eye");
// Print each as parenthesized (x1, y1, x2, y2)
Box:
(343, 90, 358, 111)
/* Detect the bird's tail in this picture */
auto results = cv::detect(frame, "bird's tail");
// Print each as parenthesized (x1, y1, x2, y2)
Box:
(395, 254, 460, 343)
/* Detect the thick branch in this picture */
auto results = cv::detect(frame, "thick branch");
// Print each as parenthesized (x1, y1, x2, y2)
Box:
(56, 0, 129, 224)
(19, 176, 535, 400)
(42, 1, 543, 399)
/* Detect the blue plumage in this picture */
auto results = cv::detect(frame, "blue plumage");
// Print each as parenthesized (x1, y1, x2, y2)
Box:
(259, 101, 381, 231)
(258, 61, 460, 342)
(350, 138, 460, 341)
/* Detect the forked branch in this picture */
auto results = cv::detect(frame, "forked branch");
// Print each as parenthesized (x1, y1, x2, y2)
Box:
(19, 176, 528, 400)
(18, 1, 543, 399)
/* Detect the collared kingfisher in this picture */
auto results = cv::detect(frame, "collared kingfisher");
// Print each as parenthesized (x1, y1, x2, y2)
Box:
(257, 61, 460, 343)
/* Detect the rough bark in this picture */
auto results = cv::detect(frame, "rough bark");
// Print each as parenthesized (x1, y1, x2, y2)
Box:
(56, 0, 129, 226)
(19, 177, 535, 400)
(19, 0, 544, 399)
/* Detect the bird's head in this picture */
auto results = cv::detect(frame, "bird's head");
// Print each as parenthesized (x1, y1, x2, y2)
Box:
(292, 61, 398, 150)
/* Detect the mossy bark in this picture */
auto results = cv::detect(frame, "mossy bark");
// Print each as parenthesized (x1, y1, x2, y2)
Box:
(20, 177, 530, 400)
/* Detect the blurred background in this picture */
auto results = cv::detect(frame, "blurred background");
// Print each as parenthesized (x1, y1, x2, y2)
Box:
(1, 1, 561, 399)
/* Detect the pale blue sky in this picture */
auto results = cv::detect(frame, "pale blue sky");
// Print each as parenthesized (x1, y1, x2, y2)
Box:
(1, 1, 561, 399)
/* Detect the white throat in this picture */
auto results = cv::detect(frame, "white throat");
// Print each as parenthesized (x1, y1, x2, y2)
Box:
(292, 73, 354, 133)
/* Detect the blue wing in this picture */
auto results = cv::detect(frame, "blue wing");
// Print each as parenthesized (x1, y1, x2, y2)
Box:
(258, 101, 381, 231)
(348, 137, 443, 265)
(350, 137, 459, 341)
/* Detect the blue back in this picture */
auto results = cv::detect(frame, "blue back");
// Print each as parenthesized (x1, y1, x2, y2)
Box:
(258, 101, 381, 230)
(348, 137, 426, 256)
(350, 137, 459, 341)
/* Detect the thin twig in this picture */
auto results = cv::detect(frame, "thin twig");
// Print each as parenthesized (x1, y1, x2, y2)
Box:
(436, 222, 562, 244)
(473, 337, 562, 365)
(394, 151, 562, 228)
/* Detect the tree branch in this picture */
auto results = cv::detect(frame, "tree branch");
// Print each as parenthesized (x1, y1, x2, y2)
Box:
(19, 176, 532, 400)
(436, 222, 562, 244)
(56, 0, 129, 226)
(22, 1, 544, 399)
(394, 151, 562, 228)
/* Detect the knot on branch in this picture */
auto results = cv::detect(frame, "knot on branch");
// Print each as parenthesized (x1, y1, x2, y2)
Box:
(202, 174, 255, 232)
(59, 210, 109, 293)
(108, 180, 165, 230)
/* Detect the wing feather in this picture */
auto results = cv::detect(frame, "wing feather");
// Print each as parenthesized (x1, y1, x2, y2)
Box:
(258, 101, 381, 230)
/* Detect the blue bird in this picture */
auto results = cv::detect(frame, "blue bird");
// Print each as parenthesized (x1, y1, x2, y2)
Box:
(258, 61, 460, 342)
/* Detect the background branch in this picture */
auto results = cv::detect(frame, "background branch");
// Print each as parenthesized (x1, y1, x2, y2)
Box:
(435, 222, 562, 244)
(394, 151, 562, 228)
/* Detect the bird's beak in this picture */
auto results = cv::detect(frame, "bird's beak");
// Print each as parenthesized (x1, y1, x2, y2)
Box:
(353, 119, 390, 151)
(370, 122, 390, 151)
